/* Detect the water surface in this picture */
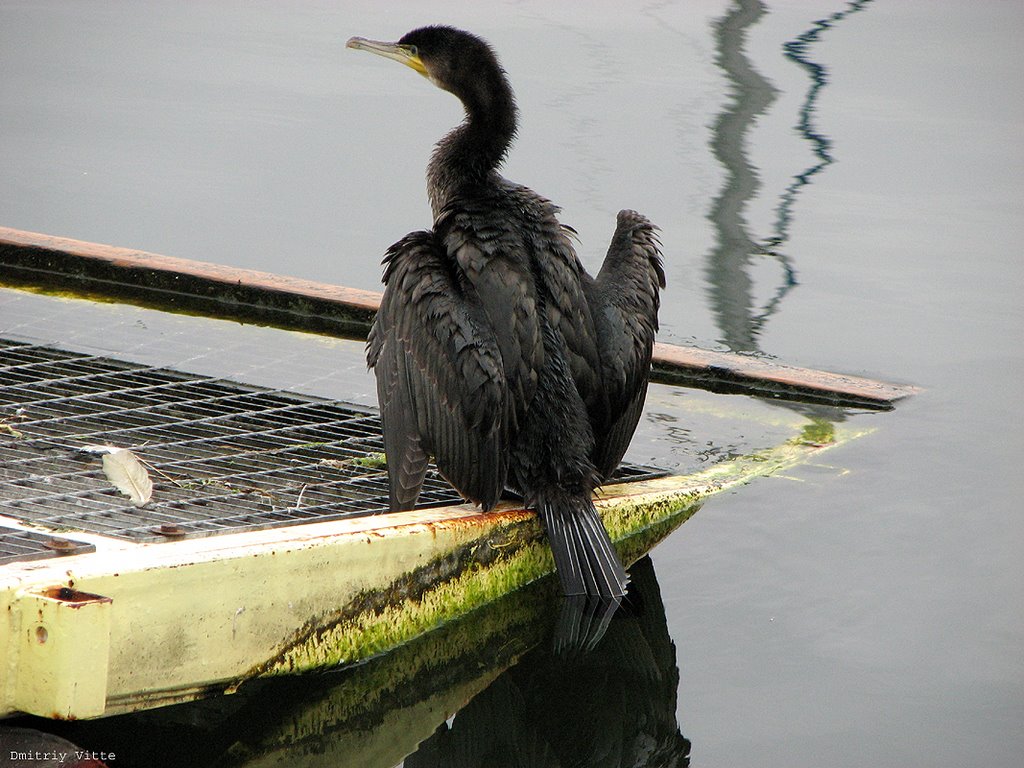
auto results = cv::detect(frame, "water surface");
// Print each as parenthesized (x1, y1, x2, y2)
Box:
(1, 1, 1022, 766)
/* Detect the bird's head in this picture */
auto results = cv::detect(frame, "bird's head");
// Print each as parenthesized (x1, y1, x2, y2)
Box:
(347, 25, 505, 105)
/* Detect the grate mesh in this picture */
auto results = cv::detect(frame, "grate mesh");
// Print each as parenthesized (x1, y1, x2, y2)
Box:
(0, 525, 95, 565)
(0, 339, 662, 555)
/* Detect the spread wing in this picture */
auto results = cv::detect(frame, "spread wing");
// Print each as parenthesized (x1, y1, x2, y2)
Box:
(585, 210, 666, 478)
(367, 230, 508, 510)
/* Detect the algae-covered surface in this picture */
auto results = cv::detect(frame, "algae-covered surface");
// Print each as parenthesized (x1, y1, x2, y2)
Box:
(248, 421, 861, 681)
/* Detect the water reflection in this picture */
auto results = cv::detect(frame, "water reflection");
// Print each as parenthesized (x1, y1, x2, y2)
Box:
(770, 0, 874, 247)
(705, 0, 871, 353)
(404, 557, 691, 768)
(16, 558, 688, 767)
(707, 0, 786, 353)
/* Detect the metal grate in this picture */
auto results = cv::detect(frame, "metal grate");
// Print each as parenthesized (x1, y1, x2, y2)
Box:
(0, 525, 95, 565)
(0, 339, 663, 556)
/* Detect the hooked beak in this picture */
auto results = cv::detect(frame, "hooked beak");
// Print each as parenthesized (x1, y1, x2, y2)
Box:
(346, 37, 429, 78)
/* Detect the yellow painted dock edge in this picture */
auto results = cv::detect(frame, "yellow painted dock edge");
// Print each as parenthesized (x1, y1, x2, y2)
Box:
(0, 426, 866, 720)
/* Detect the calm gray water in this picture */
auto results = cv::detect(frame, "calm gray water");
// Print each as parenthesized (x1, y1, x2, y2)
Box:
(1, 1, 1022, 766)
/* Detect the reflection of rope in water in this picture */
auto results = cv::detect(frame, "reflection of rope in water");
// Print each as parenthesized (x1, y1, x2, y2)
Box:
(766, 0, 873, 249)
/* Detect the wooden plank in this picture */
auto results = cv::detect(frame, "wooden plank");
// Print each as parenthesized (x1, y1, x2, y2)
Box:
(0, 225, 917, 408)
(652, 342, 918, 410)
(0, 226, 379, 337)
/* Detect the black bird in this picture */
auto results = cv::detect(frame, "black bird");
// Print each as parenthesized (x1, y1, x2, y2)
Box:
(349, 26, 664, 599)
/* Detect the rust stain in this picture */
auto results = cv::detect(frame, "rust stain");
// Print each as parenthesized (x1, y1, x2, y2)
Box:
(38, 585, 112, 606)
(43, 537, 76, 553)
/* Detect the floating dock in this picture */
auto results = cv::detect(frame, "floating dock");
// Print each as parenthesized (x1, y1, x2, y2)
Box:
(0, 336, 867, 720)
(0, 227, 900, 721)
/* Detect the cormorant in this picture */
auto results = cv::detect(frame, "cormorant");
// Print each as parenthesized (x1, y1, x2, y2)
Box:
(349, 26, 665, 599)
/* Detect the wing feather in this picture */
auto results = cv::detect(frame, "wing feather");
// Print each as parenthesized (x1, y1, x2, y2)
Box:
(439, 194, 545, 436)
(367, 230, 508, 510)
(586, 209, 665, 477)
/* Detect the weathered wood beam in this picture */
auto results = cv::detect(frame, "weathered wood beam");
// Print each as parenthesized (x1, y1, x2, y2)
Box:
(0, 226, 918, 409)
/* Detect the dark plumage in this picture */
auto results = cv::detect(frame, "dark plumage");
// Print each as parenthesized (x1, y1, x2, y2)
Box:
(349, 26, 665, 599)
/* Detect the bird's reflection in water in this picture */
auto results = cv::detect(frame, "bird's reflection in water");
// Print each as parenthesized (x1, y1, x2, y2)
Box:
(404, 556, 691, 768)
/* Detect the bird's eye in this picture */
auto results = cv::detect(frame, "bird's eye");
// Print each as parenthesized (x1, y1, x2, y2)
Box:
(407, 44, 419, 58)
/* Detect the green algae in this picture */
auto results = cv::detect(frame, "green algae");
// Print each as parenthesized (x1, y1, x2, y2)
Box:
(248, 422, 868, 680)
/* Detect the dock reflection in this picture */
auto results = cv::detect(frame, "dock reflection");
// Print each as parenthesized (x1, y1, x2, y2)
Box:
(11, 557, 689, 767)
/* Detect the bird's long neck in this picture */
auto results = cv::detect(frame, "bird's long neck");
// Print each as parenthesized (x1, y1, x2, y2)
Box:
(427, 71, 516, 218)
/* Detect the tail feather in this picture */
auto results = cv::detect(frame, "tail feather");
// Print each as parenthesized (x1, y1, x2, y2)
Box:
(536, 492, 628, 599)
(554, 595, 621, 654)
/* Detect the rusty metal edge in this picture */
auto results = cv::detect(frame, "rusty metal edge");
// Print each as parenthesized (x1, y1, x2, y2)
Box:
(651, 342, 920, 410)
(0, 225, 379, 338)
(0, 225, 919, 409)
